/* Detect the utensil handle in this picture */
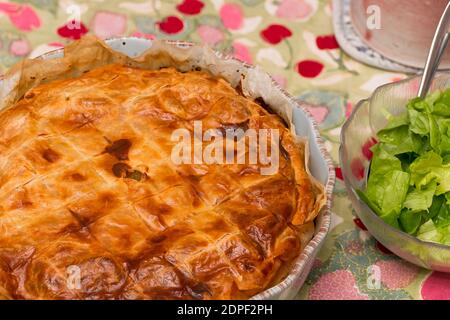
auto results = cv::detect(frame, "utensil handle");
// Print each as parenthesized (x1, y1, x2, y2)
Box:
(418, 1, 450, 98)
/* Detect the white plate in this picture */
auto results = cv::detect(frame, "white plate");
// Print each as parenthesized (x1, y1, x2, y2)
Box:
(333, 0, 419, 73)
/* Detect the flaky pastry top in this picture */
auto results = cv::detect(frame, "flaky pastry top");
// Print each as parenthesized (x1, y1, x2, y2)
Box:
(0, 65, 323, 299)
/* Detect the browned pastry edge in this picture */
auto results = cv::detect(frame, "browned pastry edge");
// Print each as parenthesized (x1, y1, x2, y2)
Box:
(0, 38, 325, 300)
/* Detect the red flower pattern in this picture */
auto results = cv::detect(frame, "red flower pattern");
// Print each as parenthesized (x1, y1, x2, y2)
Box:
(296, 60, 324, 78)
(376, 241, 393, 255)
(362, 137, 377, 160)
(422, 272, 450, 300)
(57, 20, 88, 40)
(350, 158, 365, 181)
(353, 218, 368, 231)
(335, 167, 343, 180)
(316, 34, 339, 50)
(176, 0, 204, 15)
(157, 16, 184, 34)
(260, 24, 292, 45)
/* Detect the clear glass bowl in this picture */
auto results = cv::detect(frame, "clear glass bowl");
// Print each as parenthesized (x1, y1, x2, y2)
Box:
(340, 73, 450, 272)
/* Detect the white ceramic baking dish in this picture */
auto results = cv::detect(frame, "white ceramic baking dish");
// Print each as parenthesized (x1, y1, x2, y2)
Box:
(0, 37, 335, 300)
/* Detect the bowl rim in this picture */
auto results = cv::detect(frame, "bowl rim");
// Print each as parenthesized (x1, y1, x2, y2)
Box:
(340, 74, 450, 253)
(1, 36, 336, 299)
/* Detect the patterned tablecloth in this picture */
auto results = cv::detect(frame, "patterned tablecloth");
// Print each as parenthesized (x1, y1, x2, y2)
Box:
(1, 0, 449, 300)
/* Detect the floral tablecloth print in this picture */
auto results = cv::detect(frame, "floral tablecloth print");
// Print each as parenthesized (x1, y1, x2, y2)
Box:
(1, 0, 449, 300)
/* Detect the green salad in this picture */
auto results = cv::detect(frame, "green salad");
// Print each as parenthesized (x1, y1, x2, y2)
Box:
(360, 88, 450, 245)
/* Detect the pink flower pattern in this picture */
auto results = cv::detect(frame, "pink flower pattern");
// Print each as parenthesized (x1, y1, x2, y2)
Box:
(309, 270, 369, 300)
(276, 0, 315, 21)
(9, 39, 30, 56)
(197, 25, 224, 46)
(375, 260, 420, 290)
(232, 42, 252, 64)
(303, 105, 329, 123)
(91, 11, 127, 39)
(0, 3, 40, 31)
(421, 273, 450, 300)
(220, 3, 243, 30)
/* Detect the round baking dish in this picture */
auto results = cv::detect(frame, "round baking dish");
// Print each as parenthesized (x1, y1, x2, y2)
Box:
(0, 37, 335, 299)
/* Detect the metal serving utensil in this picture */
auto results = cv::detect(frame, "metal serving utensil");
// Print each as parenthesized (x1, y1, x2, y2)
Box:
(418, 1, 450, 98)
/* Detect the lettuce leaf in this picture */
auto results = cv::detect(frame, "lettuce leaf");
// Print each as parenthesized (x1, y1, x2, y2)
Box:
(409, 151, 450, 194)
(431, 197, 450, 228)
(377, 125, 423, 155)
(417, 214, 450, 245)
(399, 209, 422, 234)
(423, 195, 446, 221)
(429, 113, 442, 154)
(361, 88, 450, 245)
(417, 220, 444, 243)
(365, 146, 410, 227)
(403, 182, 436, 212)
(408, 108, 429, 136)
(434, 88, 450, 113)
(432, 102, 450, 117)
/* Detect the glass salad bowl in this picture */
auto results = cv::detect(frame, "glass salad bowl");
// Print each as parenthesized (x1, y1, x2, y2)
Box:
(340, 73, 450, 272)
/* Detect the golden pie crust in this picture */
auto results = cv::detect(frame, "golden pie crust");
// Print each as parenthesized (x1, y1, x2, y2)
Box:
(0, 63, 324, 300)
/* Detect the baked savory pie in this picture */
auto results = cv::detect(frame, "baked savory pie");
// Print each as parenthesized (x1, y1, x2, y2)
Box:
(0, 64, 323, 300)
